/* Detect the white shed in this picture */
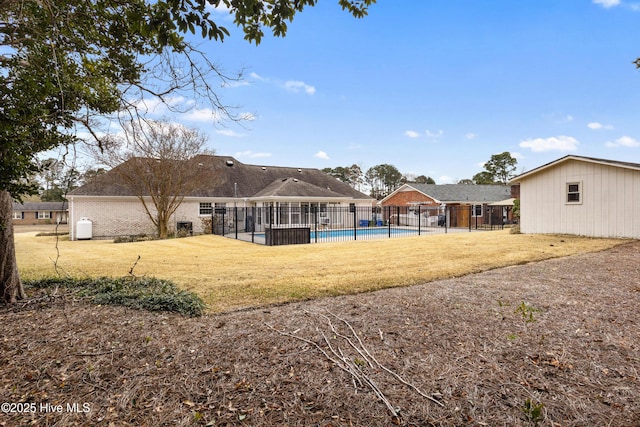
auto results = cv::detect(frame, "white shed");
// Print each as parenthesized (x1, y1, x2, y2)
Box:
(510, 155, 640, 239)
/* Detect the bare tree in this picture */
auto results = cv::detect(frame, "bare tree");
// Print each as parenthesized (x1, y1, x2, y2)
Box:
(96, 120, 214, 239)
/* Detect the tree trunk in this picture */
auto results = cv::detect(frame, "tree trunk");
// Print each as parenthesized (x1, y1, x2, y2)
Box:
(0, 190, 26, 303)
(158, 212, 169, 239)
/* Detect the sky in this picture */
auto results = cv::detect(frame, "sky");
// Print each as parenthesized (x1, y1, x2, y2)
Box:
(145, 0, 640, 184)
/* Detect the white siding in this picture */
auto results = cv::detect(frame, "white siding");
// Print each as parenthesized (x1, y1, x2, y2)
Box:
(520, 159, 640, 238)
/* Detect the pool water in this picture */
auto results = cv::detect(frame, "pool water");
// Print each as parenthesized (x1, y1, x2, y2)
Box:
(254, 227, 420, 240)
(311, 227, 417, 239)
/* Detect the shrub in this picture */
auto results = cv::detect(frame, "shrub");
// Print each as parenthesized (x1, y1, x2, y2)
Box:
(113, 234, 159, 243)
(24, 276, 206, 317)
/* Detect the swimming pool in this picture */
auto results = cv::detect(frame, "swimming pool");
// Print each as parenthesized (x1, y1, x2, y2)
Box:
(311, 227, 418, 239)
(254, 227, 421, 241)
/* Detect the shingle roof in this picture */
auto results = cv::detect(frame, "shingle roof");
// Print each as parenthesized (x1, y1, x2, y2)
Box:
(69, 155, 371, 200)
(253, 178, 348, 199)
(403, 184, 511, 203)
(12, 201, 68, 211)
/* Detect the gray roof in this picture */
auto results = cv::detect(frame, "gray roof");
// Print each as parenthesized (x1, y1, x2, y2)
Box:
(253, 178, 348, 199)
(12, 201, 68, 211)
(404, 184, 511, 203)
(511, 155, 640, 183)
(69, 155, 372, 200)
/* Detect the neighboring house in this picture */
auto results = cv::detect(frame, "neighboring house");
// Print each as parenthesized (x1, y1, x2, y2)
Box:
(12, 201, 69, 225)
(379, 183, 514, 228)
(510, 155, 640, 239)
(67, 155, 374, 240)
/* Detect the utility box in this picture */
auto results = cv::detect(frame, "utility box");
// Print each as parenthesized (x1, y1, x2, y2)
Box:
(265, 227, 310, 246)
(76, 217, 93, 240)
(177, 221, 193, 235)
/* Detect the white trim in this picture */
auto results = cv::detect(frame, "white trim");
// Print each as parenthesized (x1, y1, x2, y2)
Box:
(511, 155, 640, 183)
(566, 181, 582, 205)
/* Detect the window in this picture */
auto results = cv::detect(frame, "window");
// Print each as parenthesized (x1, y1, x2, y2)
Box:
(472, 204, 483, 217)
(199, 202, 212, 215)
(214, 203, 227, 214)
(13, 211, 22, 220)
(37, 211, 51, 219)
(567, 182, 581, 203)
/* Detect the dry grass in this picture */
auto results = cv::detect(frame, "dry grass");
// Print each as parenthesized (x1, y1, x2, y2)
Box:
(15, 229, 625, 312)
(3, 240, 639, 426)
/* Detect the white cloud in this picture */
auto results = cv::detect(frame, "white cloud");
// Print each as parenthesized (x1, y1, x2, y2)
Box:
(438, 175, 455, 184)
(239, 112, 257, 121)
(222, 80, 250, 88)
(587, 122, 614, 130)
(465, 133, 477, 140)
(131, 96, 189, 115)
(208, 3, 231, 13)
(425, 129, 444, 138)
(519, 136, 579, 152)
(284, 80, 316, 95)
(234, 150, 272, 159)
(605, 136, 640, 148)
(314, 151, 330, 160)
(404, 130, 420, 138)
(566, 115, 574, 122)
(593, 0, 621, 8)
(249, 73, 317, 95)
(510, 151, 525, 160)
(216, 129, 245, 137)
(183, 107, 220, 122)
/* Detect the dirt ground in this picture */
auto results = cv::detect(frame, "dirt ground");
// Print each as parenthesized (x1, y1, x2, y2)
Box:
(1, 240, 639, 426)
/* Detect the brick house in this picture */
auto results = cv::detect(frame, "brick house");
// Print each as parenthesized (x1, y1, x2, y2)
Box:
(379, 183, 513, 228)
(12, 201, 69, 225)
(67, 155, 373, 240)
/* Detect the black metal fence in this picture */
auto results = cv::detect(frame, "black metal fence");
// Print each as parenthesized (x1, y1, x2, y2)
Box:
(208, 204, 509, 245)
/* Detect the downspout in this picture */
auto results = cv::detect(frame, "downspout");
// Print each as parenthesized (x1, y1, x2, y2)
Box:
(69, 196, 75, 241)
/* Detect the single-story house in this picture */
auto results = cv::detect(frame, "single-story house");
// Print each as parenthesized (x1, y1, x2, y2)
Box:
(510, 155, 640, 239)
(12, 201, 69, 225)
(379, 183, 514, 228)
(67, 155, 374, 240)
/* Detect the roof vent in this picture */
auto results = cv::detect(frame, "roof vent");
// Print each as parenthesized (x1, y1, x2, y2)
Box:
(226, 160, 234, 167)
(297, 168, 302, 172)
(262, 166, 266, 171)
(293, 178, 298, 182)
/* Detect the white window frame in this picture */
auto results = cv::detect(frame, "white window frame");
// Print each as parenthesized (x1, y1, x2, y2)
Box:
(37, 211, 51, 219)
(13, 211, 22, 220)
(199, 202, 212, 215)
(566, 182, 582, 204)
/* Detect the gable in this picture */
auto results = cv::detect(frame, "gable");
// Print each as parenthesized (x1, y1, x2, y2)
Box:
(253, 178, 348, 199)
(511, 155, 640, 183)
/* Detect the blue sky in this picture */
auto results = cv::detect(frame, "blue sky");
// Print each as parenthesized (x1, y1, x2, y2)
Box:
(165, 0, 640, 183)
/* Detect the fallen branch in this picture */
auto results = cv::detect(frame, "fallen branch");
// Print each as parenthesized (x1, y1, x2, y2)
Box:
(265, 309, 446, 423)
(327, 310, 444, 407)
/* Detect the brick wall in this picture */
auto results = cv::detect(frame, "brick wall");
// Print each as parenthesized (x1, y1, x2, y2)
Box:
(70, 197, 212, 239)
(12, 211, 66, 225)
